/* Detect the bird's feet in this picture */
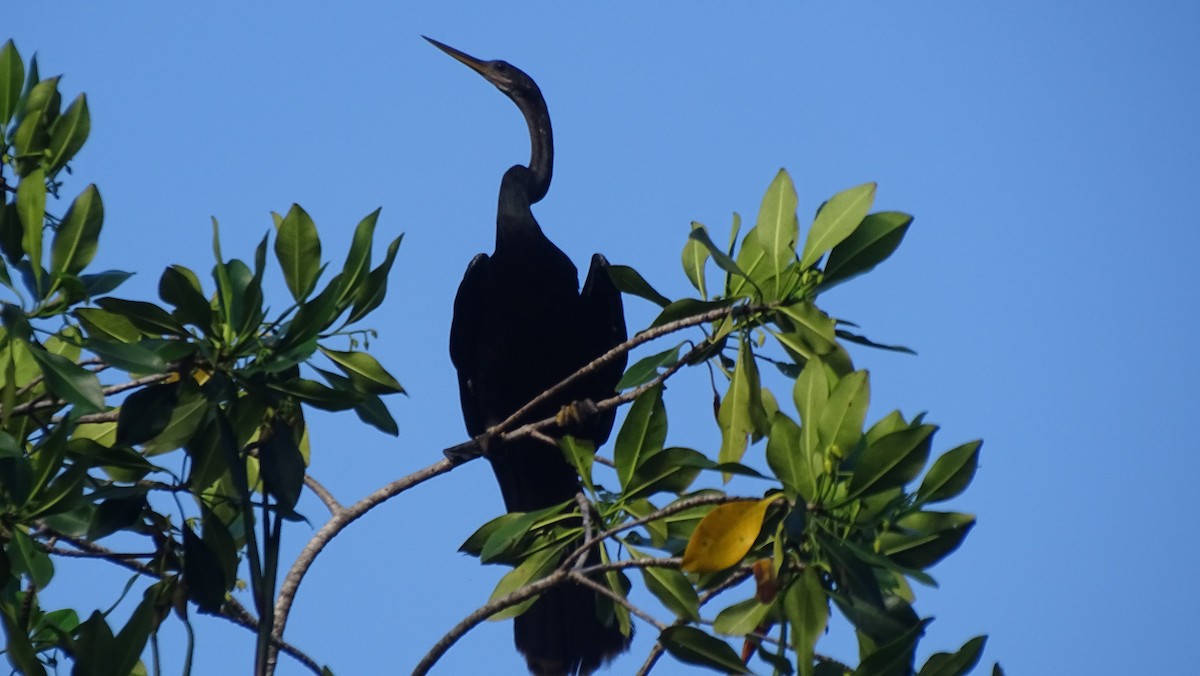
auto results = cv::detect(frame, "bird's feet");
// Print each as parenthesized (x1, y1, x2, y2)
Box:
(555, 398, 599, 431)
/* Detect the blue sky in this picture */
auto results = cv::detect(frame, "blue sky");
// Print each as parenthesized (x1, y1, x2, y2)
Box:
(8, 2, 1200, 674)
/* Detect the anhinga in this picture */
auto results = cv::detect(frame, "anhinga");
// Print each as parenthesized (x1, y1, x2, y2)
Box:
(427, 38, 631, 675)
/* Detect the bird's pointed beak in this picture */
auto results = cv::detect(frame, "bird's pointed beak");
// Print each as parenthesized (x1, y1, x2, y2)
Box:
(423, 36, 490, 78)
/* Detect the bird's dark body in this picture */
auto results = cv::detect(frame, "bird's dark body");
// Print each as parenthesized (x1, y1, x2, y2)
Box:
(431, 37, 630, 675)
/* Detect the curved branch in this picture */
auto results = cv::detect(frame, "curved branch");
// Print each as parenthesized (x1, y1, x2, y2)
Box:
(267, 458, 455, 672)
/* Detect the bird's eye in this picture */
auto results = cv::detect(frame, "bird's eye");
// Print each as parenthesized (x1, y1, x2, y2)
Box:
(494, 62, 509, 73)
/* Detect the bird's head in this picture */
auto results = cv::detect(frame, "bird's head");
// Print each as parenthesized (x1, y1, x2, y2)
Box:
(424, 36, 540, 101)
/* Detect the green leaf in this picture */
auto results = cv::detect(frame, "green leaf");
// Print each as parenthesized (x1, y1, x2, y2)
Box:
(260, 417, 306, 511)
(1, 610, 46, 676)
(625, 446, 706, 500)
(630, 549, 699, 621)
(95, 298, 187, 337)
(0, 40, 23, 126)
(659, 626, 751, 674)
(486, 545, 564, 621)
(46, 93, 90, 174)
(681, 222, 710, 298)
(110, 593, 156, 676)
(688, 226, 754, 294)
(834, 329, 916, 355)
(848, 425, 936, 499)
(87, 495, 147, 541)
(72, 612, 115, 676)
(558, 436, 595, 494)
(348, 234, 403, 324)
(459, 513, 524, 557)
(269, 378, 362, 412)
(800, 182, 876, 269)
(616, 342, 682, 391)
(918, 635, 987, 676)
(278, 272, 341, 350)
(76, 307, 141, 343)
(275, 203, 322, 301)
(712, 596, 771, 637)
(718, 338, 762, 474)
(649, 297, 739, 329)
(916, 440, 981, 505)
(778, 302, 837, 356)
(140, 381, 209, 457)
(880, 511, 975, 570)
(16, 167, 45, 293)
(158, 265, 212, 330)
(352, 392, 399, 436)
(756, 169, 800, 296)
(183, 524, 228, 613)
(29, 345, 104, 411)
(84, 339, 167, 374)
(821, 212, 912, 291)
(766, 411, 819, 502)
(614, 385, 666, 489)
(854, 618, 930, 676)
(335, 208, 379, 308)
(786, 566, 829, 676)
(320, 348, 403, 395)
(817, 370, 870, 460)
(608, 264, 671, 307)
(793, 360, 829, 459)
(116, 382, 179, 446)
(8, 528, 53, 587)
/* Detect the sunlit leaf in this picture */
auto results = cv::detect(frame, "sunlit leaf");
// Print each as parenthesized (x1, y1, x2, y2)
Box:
(46, 93, 90, 174)
(821, 212, 912, 291)
(49, 184, 103, 280)
(614, 385, 666, 490)
(817, 370, 869, 460)
(16, 167, 45, 293)
(785, 566, 828, 676)
(755, 169, 800, 297)
(800, 182, 876, 269)
(320, 348, 404, 395)
(848, 425, 935, 499)
(681, 496, 774, 574)
(487, 545, 564, 621)
(712, 596, 771, 637)
(616, 342, 682, 391)
(608, 264, 671, 307)
(348, 234, 403, 324)
(681, 222, 710, 298)
(766, 412, 818, 502)
(717, 338, 763, 475)
(0, 40, 23, 126)
(29, 345, 104, 411)
(336, 208, 380, 309)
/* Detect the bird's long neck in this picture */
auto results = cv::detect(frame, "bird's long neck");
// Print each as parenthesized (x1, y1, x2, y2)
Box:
(495, 165, 544, 252)
(514, 88, 553, 204)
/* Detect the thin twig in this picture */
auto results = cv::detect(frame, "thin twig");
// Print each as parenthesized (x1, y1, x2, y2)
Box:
(303, 475, 343, 515)
(568, 571, 666, 631)
(9, 371, 174, 418)
(573, 493, 592, 571)
(266, 458, 454, 673)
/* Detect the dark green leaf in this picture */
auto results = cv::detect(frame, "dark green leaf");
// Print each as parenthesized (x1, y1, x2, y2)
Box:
(8, 528, 53, 587)
(459, 513, 524, 557)
(259, 418, 306, 511)
(116, 382, 179, 446)
(659, 625, 751, 674)
(29, 345, 104, 411)
(79, 269, 134, 298)
(777, 302, 837, 356)
(916, 440, 981, 505)
(336, 208, 380, 309)
(76, 307, 141, 343)
(918, 635, 987, 676)
(25, 461, 86, 518)
(95, 298, 187, 337)
(801, 183, 876, 270)
(46, 93, 90, 174)
(479, 502, 567, 564)
(85, 339, 167, 374)
(880, 511, 975, 570)
(614, 385, 666, 489)
(278, 272, 342, 350)
(0, 202, 22, 266)
(649, 297, 739, 329)
(348, 234, 403, 324)
(352, 392, 398, 436)
(109, 593, 156, 676)
(1, 609, 46, 676)
(853, 618, 930, 676)
(681, 222, 710, 298)
(158, 265, 212, 330)
(821, 212, 912, 291)
(848, 425, 936, 499)
(835, 329, 916, 355)
(817, 370, 870, 460)
(66, 439, 156, 477)
(71, 612, 114, 676)
(487, 545, 564, 621)
(275, 203, 322, 301)
(183, 523, 227, 613)
(269, 378, 362, 411)
(688, 226, 754, 292)
(608, 264, 671, 307)
(49, 184, 102, 278)
(616, 342, 682, 391)
(87, 495, 147, 541)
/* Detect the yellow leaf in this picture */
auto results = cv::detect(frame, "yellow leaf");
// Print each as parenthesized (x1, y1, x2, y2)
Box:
(681, 497, 775, 574)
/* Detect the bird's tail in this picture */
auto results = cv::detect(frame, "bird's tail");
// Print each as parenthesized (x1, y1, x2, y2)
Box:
(514, 543, 633, 676)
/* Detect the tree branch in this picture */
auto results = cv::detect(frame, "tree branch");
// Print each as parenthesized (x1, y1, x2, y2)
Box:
(568, 571, 666, 631)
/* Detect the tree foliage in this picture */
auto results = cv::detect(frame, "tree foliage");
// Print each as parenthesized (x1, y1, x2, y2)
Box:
(0, 38, 997, 675)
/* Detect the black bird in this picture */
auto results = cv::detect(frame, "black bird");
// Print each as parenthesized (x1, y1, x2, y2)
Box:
(427, 38, 631, 675)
